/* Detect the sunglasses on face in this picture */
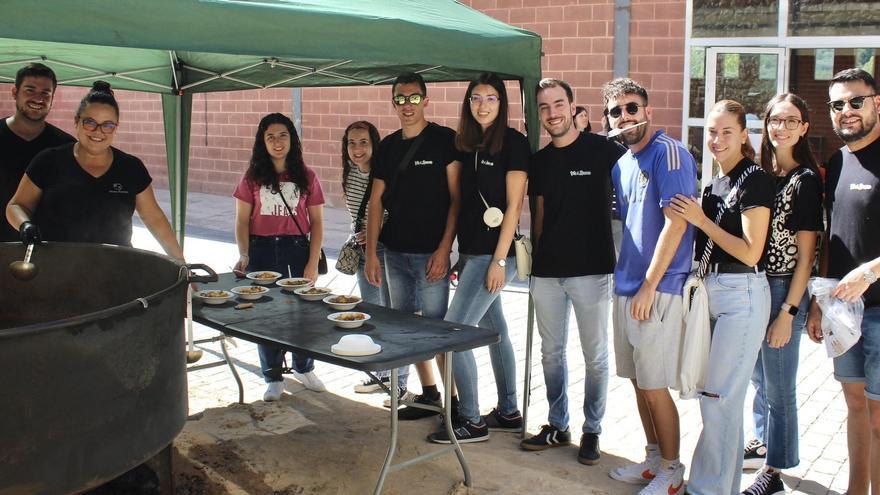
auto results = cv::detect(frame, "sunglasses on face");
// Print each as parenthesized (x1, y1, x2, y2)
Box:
(767, 117, 803, 130)
(604, 102, 643, 119)
(469, 94, 500, 105)
(80, 117, 118, 134)
(827, 94, 876, 113)
(392, 94, 424, 106)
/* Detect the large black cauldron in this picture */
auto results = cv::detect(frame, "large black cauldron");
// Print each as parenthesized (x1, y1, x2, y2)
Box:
(0, 242, 214, 495)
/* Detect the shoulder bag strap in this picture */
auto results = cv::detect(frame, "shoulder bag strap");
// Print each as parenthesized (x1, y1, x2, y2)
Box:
(274, 185, 307, 236)
(384, 130, 427, 202)
(353, 175, 373, 233)
(474, 152, 493, 212)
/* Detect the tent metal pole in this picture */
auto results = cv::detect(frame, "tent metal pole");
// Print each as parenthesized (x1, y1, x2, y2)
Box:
(174, 97, 184, 246)
(519, 81, 538, 439)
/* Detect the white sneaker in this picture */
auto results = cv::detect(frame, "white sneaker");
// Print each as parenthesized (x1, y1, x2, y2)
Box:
(292, 371, 326, 392)
(610, 452, 661, 484)
(383, 389, 416, 408)
(263, 381, 284, 401)
(638, 462, 685, 495)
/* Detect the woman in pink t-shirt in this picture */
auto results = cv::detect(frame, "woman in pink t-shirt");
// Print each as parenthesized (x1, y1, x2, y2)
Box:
(232, 113, 326, 400)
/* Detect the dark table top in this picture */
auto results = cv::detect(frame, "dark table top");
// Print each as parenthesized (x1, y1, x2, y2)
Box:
(192, 273, 499, 371)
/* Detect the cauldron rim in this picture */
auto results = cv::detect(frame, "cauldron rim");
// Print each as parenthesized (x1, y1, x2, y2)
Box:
(1, 242, 187, 339)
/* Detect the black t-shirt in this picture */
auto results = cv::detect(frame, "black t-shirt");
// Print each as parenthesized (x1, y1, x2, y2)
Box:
(530, 132, 626, 277)
(456, 128, 530, 256)
(373, 122, 458, 253)
(825, 137, 880, 307)
(765, 166, 824, 276)
(27, 144, 152, 246)
(694, 158, 775, 267)
(0, 119, 74, 241)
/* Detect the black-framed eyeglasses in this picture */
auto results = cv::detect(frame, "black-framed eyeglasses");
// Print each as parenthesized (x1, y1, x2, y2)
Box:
(604, 102, 643, 119)
(827, 94, 876, 113)
(392, 94, 424, 106)
(80, 117, 118, 134)
(469, 94, 499, 105)
(767, 117, 803, 130)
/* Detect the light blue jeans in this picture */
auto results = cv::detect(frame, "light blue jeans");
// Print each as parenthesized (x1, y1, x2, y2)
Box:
(530, 274, 612, 435)
(446, 254, 518, 423)
(690, 272, 771, 495)
(750, 275, 806, 469)
(357, 242, 408, 389)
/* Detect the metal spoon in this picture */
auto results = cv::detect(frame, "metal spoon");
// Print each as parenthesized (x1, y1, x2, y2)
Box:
(607, 121, 647, 138)
(9, 243, 38, 281)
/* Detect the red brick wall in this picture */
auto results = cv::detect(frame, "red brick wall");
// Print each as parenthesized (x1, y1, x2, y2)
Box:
(0, 0, 688, 209)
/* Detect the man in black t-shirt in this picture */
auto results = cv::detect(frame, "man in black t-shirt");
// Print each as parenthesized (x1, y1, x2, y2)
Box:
(364, 73, 462, 420)
(1, 63, 74, 241)
(808, 68, 880, 495)
(519, 78, 625, 465)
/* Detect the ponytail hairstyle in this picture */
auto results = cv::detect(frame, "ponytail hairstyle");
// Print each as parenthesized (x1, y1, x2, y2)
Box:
(341, 120, 381, 196)
(760, 93, 819, 175)
(247, 113, 309, 194)
(456, 72, 509, 155)
(75, 80, 119, 121)
(709, 99, 755, 161)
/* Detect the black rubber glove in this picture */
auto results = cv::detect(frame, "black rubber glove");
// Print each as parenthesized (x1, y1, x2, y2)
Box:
(19, 221, 41, 245)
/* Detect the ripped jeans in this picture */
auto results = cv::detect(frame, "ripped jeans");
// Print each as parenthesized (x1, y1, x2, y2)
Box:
(689, 272, 770, 495)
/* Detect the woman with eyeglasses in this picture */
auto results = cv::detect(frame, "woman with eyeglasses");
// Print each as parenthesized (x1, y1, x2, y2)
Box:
(669, 100, 774, 495)
(736, 94, 824, 495)
(232, 112, 326, 401)
(6, 80, 183, 260)
(425, 72, 529, 444)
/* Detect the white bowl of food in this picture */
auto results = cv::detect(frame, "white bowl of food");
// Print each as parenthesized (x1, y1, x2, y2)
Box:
(196, 289, 233, 305)
(246, 271, 282, 285)
(327, 311, 371, 329)
(230, 285, 270, 300)
(277, 277, 313, 291)
(294, 286, 332, 301)
(323, 294, 363, 310)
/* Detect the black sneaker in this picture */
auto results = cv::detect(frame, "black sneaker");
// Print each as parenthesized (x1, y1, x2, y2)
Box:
(577, 433, 600, 465)
(427, 418, 490, 444)
(354, 376, 391, 394)
(743, 438, 767, 470)
(481, 408, 524, 432)
(397, 393, 441, 420)
(740, 468, 784, 495)
(520, 424, 571, 451)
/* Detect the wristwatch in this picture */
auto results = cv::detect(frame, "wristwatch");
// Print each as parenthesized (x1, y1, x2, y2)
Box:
(780, 302, 799, 316)
(864, 267, 878, 285)
(495, 258, 506, 267)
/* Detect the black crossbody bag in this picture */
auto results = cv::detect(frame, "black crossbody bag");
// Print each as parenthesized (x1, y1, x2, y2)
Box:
(274, 186, 328, 275)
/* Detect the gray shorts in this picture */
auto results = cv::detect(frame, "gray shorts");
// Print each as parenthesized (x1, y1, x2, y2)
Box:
(613, 292, 684, 390)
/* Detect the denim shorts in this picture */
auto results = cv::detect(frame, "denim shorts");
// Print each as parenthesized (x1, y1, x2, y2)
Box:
(833, 305, 880, 400)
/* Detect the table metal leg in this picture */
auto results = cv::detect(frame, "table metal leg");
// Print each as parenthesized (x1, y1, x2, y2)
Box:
(374, 368, 399, 495)
(442, 351, 471, 486)
(522, 295, 535, 439)
(219, 337, 244, 404)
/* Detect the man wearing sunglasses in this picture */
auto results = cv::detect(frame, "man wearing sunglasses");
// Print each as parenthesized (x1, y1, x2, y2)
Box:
(603, 78, 696, 495)
(365, 72, 462, 419)
(521, 78, 625, 464)
(808, 68, 880, 495)
(1, 63, 73, 242)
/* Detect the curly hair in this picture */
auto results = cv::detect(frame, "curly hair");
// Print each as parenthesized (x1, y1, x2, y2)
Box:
(246, 113, 309, 194)
(600, 78, 648, 108)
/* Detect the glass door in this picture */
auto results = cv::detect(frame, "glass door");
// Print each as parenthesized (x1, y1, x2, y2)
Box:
(697, 47, 786, 183)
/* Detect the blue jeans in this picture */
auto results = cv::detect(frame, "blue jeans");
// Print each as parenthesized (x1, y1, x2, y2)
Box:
(530, 274, 611, 435)
(690, 272, 770, 495)
(445, 254, 518, 423)
(750, 275, 806, 469)
(249, 235, 314, 382)
(384, 250, 450, 391)
(357, 243, 408, 389)
(834, 305, 880, 400)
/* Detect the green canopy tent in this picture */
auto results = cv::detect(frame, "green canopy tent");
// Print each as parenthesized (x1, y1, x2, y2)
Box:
(0, 0, 542, 243)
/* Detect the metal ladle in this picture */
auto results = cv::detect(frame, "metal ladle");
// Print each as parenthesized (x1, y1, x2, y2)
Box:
(9, 243, 38, 281)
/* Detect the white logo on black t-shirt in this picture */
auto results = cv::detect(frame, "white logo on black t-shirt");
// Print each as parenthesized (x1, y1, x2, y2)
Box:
(480, 159, 495, 167)
(570, 170, 591, 176)
(851, 183, 873, 191)
(108, 183, 128, 194)
(414, 160, 433, 166)
(259, 182, 300, 217)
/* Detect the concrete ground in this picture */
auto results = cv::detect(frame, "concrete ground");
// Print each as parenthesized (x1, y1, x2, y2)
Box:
(135, 189, 850, 494)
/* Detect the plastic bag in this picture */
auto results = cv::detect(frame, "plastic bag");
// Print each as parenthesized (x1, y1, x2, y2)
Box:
(808, 277, 864, 358)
